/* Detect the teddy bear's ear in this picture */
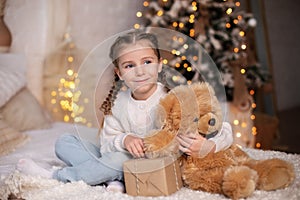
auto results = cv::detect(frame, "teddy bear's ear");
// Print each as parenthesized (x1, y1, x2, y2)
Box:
(155, 92, 179, 128)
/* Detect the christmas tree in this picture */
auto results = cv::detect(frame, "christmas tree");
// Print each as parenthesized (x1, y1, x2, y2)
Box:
(135, 0, 269, 147)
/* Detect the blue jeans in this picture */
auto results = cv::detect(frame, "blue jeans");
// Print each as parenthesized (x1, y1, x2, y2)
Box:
(53, 134, 133, 185)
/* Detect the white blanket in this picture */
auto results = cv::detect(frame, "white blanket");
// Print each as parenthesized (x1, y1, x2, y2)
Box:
(0, 122, 299, 200)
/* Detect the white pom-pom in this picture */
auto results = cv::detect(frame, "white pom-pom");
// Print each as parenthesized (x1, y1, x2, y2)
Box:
(248, 18, 257, 27)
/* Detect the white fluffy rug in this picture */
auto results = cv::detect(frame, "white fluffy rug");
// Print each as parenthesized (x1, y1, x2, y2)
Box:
(1, 149, 300, 200)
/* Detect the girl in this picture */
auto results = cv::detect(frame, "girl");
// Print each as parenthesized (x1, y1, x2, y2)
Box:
(17, 30, 233, 192)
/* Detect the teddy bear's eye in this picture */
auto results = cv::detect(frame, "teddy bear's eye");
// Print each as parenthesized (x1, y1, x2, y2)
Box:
(208, 118, 216, 126)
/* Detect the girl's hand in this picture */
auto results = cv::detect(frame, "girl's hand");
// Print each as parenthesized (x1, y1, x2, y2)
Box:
(124, 135, 145, 158)
(176, 132, 216, 158)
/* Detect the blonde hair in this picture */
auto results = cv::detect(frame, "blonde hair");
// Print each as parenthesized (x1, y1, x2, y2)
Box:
(100, 30, 162, 117)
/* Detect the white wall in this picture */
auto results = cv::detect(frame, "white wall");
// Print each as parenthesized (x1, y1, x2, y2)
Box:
(69, 0, 142, 53)
(4, 0, 142, 103)
(5, 0, 51, 102)
(4, 0, 143, 127)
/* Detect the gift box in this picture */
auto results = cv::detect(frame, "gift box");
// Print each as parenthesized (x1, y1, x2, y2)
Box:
(123, 156, 183, 196)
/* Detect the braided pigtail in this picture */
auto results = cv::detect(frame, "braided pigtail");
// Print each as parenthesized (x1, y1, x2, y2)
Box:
(100, 73, 122, 115)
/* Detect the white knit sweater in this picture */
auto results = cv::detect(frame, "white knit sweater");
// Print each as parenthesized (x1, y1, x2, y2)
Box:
(99, 83, 233, 154)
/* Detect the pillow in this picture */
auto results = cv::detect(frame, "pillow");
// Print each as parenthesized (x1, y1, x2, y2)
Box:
(0, 116, 29, 156)
(0, 87, 52, 131)
(0, 54, 26, 107)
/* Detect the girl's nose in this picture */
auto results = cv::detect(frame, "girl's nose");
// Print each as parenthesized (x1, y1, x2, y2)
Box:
(134, 65, 145, 76)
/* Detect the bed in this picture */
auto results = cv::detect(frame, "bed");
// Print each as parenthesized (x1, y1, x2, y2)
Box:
(0, 54, 300, 200)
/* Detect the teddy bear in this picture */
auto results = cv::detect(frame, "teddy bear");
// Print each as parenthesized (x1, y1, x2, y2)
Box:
(143, 82, 295, 199)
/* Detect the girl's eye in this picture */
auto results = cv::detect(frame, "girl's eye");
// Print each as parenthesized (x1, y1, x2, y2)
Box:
(124, 64, 134, 69)
(144, 60, 152, 65)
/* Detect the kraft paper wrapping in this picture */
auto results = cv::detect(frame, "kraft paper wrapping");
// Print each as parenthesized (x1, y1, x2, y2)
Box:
(123, 156, 182, 196)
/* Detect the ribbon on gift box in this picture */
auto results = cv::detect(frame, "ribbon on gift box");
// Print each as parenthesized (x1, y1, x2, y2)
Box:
(135, 156, 180, 195)
(123, 156, 182, 196)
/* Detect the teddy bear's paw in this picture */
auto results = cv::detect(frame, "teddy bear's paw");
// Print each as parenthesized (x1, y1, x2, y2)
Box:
(145, 147, 180, 159)
(144, 144, 160, 158)
(255, 159, 295, 191)
(144, 142, 167, 158)
(144, 151, 159, 159)
(144, 143, 158, 152)
(143, 138, 163, 155)
(222, 166, 258, 200)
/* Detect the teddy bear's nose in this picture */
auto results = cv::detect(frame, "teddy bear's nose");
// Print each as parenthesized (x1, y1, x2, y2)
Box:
(208, 118, 216, 126)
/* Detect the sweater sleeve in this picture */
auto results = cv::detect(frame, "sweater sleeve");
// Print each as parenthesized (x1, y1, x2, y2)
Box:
(99, 115, 127, 153)
(209, 122, 233, 152)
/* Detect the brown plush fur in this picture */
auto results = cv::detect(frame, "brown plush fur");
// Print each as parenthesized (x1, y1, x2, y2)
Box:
(144, 82, 295, 199)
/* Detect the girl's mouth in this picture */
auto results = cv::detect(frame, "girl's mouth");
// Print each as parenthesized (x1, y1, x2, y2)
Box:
(135, 78, 148, 83)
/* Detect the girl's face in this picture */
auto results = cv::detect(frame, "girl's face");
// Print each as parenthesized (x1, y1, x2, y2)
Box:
(115, 41, 162, 100)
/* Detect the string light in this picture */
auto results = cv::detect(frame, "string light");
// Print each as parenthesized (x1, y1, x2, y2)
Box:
(252, 126, 257, 135)
(241, 44, 247, 50)
(233, 120, 239, 125)
(46, 31, 92, 127)
(136, 11, 142, 17)
(226, 8, 233, 15)
(143, 1, 149, 7)
(68, 56, 74, 62)
(157, 10, 163, 16)
(192, 1, 197, 11)
(67, 69, 74, 76)
(256, 143, 261, 148)
(189, 14, 195, 23)
(189, 29, 195, 37)
(241, 122, 247, 128)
